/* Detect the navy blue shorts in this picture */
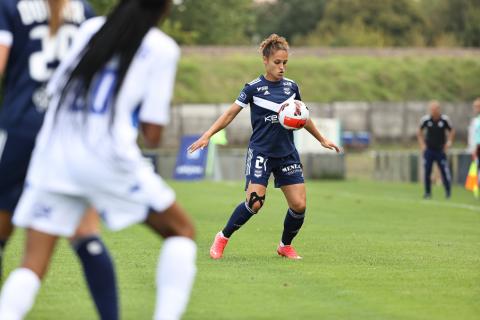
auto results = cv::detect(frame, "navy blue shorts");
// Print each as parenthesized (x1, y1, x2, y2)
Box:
(244, 147, 304, 190)
(0, 130, 35, 213)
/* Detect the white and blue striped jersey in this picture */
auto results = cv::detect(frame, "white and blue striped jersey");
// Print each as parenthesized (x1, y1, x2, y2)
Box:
(235, 75, 302, 157)
(26, 17, 180, 194)
(0, 0, 94, 138)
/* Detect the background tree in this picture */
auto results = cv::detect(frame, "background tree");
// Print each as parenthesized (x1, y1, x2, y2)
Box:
(253, 0, 327, 44)
(296, 0, 426, 47)
(167, 0, 254, 45)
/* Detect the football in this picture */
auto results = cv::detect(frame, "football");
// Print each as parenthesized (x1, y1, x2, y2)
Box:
(278, 100, 309, 130)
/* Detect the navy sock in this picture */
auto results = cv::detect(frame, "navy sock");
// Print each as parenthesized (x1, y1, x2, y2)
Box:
(74, 236, 118, 320)
(222, 202, 255, 238)
(281, 208, 305, 245)
(0, 239, 6, 282)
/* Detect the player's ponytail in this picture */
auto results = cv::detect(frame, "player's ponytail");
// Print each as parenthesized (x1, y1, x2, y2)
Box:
(48, 0, 68, 36)
(62, 0, 171, 112)
(259, 34, 289, 58)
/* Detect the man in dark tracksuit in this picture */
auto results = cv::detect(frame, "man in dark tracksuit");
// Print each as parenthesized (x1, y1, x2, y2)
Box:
(417, 101, 455, 199)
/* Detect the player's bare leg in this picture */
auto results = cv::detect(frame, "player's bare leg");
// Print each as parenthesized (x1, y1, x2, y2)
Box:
(70, 209, 118, 320)
(0, 211, 13, 282)
(0, 228, 57, 318)
(146, 202, 196, 320)
(278, 183, 306, 259)
(211, 183, 267, 259)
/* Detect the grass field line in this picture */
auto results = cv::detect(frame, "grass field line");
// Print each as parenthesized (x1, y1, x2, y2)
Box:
(337, 191, 480, 213)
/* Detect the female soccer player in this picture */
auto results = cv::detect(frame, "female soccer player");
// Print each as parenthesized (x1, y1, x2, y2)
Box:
(0, 1, 196, 319)
(0, 1, 118, 319)
(189, 34, 340, 260)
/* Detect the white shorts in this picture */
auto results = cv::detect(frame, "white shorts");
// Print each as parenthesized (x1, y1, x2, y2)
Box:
(13, 172, 176, 237)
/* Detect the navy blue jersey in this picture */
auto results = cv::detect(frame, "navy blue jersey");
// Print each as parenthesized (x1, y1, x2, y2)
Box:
(0, 0, 94, 138)
(419, 114, 452, 151)
(235, 75, 302, 158)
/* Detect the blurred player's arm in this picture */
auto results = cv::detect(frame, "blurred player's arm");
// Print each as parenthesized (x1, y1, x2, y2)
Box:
(304, 118, 340, 153)
(0, 44, 9, 76)
(141, 122, 163, 148)
(445, 127, 455, 151)
(188, 103, 242, 153)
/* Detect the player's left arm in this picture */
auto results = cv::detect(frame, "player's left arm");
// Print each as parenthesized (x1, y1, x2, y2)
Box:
(294, 84, 339, 153)
(444, 117, 455, 151)
(445, 128, 455, 151)
(304, 119, 340, 153)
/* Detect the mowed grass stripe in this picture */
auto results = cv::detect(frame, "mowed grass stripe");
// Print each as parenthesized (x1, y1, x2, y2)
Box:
(1, 180, 478, 319)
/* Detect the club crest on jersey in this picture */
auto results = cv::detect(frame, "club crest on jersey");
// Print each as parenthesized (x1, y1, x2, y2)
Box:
(239, 92, 247, 101)
(283, 87, 291, 95)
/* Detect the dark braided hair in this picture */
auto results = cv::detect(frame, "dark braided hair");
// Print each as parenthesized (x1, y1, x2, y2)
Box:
(58, 0, 171, 119)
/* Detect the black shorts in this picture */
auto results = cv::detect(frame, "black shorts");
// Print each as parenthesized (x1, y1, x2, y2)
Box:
(0, 130, 35, 213)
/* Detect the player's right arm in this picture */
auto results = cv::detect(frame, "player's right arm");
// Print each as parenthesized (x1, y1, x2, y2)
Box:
(0, 0, 13, 77)
(416, 117, 427, 151)
(0, 45, 9, 76)
(188, 103, 242, 153)
(188, 83, 253, 153)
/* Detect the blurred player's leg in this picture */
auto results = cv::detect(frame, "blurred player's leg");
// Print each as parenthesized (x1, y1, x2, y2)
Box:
(436, 152, 451, 198)
(0, 211, 13, 283)
(145, 202, 196, 320)
(0, 228, 58, 319)
(278, 183, 306, 260)
(423, 150, 434, 198)
(70, 209, 118, 320)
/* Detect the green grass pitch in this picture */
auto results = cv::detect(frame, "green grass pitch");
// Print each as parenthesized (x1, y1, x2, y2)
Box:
(3, 180, 479, 319)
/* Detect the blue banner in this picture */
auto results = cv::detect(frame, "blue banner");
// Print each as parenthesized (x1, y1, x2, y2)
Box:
(173, 135, 209, 180)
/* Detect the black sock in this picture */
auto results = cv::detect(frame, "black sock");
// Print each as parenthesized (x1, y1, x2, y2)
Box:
(281, 208, 305, 245)
(222, 202, 255, 238)
(74, 236, 118, 320)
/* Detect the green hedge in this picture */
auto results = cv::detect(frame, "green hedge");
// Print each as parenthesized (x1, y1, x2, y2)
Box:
(174, 54, 480, 103)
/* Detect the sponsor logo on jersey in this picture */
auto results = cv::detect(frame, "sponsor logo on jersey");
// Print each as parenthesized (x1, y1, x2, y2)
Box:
(256, 85, 268, 92)
(32, 86, 49, 113)
(283, 81, 293, 87)
(281, 164, 302, 175)
(265, 114, 279, 123)
(438, 121, 444, 128)
(427, 121, 433, 127)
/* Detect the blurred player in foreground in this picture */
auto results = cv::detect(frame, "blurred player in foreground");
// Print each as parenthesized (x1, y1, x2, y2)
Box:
(417, 100, 455, 199)
(470, 98, 480, 184)
(0, 0, 196, 319)
(189, 34, 339, 260)
(0, 1, 120, 319)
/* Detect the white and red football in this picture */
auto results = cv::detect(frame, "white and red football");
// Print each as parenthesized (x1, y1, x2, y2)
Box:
(278, 100, 309, 130)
